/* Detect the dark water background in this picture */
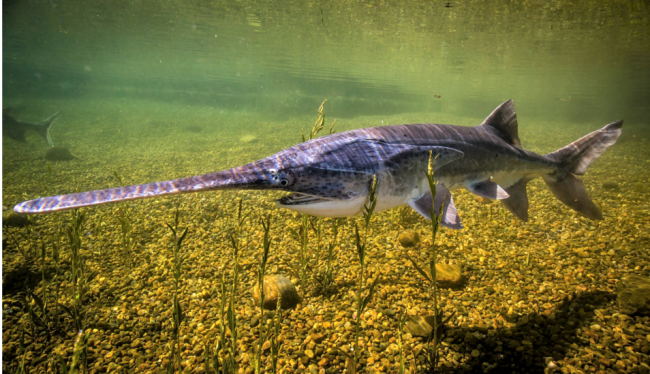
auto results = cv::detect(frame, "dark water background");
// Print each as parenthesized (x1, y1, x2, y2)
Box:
(3, 0, 649, 124)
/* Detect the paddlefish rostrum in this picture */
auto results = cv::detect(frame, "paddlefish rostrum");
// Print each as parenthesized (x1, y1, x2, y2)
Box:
(14, 100, 622, 229)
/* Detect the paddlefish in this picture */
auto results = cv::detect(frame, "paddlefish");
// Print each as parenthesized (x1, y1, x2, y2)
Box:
(13, 100, 622, 229)
(3, 107, 61, 147)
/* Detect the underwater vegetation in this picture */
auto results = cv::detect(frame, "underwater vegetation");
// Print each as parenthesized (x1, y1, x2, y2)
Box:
(2, 101, 650, 374)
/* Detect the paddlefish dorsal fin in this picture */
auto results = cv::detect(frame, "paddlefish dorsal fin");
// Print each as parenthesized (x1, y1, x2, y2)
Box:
(480, 99, 521, 148)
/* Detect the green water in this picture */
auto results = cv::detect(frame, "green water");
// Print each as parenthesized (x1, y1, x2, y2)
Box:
(4, 0, 650, 121)
(3, 1, 650, 373)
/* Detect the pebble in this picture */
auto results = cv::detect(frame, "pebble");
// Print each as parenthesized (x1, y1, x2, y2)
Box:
(433, 264, 463, 285)
(617, 275, 650, 315)
(251, 274, 300, 310)
(602, 181, 619, 190)
(398, 230, 420, 248)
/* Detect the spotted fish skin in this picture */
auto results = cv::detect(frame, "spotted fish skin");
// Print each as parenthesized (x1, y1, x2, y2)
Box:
(14, 100, 622, 226)
(12, 131, 462, 214)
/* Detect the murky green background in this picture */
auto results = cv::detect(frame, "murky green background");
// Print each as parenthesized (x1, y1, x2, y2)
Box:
(4, 0, 649, 123)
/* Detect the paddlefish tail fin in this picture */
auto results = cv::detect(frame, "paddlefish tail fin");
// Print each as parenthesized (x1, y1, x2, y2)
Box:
(35, 111, 61, 147)
(542, 120, 623, 220)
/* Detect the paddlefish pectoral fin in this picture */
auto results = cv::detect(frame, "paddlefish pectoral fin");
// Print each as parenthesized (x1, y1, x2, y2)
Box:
(408, 183, 463, 230)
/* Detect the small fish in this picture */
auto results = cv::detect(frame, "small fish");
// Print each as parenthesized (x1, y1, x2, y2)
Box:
(14, 100, 622, 230)
(3, 107, 61, 147)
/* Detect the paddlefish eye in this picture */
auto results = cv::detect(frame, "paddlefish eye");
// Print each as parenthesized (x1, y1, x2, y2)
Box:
(268, 168, 294, 187)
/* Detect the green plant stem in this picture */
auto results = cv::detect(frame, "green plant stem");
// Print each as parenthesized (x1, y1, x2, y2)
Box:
(352, 175, 379, 366)
(424, 151, 443, 370)
(166, 209, 188, 373)
(300, 214, 309, 298)
(255, 215, 272, 374)
(397, 312, 406, 374)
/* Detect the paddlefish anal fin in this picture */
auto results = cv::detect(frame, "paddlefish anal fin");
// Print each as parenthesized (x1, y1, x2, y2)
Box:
(500, 177, 531, 221)
(466, 179, 509, 200)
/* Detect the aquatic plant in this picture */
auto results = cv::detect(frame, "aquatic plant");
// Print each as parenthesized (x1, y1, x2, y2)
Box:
(52, 330, 89, 374)
(12, 329, 26, 374)
(228, 199, 250, 254)
(523, 250, 531, 267)
(65, 210, 86, 275)
(254, 214, 273, 374)
(21, 288, 39, 342)
(389, 205, 416, 227)
(397, 312, 407, 374)
(314, 218, 342, 294)
(223, 274, 238, 373)
(310, 217, 324, 262)
(404, 153, 455, 373)
(5, 213, 39, 262)
(210, 199, 250, 373)
(225, 290, 238, 373)
(62, 210, 96, 333)
(301, 99, 336, 142)
(5, 229, 34, 263)
(350, 175, 381, 369)
(51, 230, 63, 332)
(289, 215, 312, 298)
(112, 170, 124, 185)
(207, 272, 234, 374)
(269, 292, 284, 374)
(93, 213, 105, 256)
(165, 209, 189, 373)
(116, 204, 135, 268)
(20, 242, 60, 341)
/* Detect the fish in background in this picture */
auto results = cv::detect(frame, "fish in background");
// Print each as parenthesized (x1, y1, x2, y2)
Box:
(3, 107, 61, 147)
(13, 100, 622, 229)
